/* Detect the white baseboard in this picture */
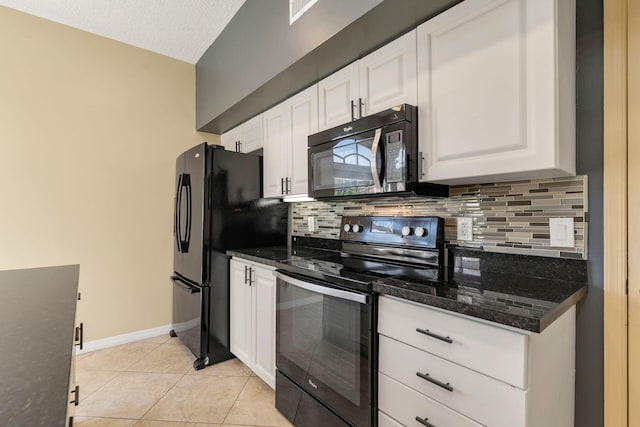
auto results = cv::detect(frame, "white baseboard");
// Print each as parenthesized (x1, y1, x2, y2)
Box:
(76, 324, 173, 354)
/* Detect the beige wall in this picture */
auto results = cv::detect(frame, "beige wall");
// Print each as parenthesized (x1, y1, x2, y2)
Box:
(0, 6, 219, 341)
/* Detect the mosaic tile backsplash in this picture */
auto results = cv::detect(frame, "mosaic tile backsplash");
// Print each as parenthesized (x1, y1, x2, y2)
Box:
(292, 176, 587, 259)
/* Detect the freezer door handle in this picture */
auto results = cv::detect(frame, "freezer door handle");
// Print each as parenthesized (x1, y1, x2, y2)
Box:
(175, 174, 183, 252)
(171, 276, 200, 293)
(179, 174, 192, 253)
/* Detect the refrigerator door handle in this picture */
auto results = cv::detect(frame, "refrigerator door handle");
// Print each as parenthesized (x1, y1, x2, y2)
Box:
(175, 174, 183, 252)
(179, 174, 192, 253)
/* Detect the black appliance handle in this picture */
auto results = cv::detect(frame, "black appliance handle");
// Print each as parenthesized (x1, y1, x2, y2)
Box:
(171, 276, 200, 293)
(175, 174, 183, 252)
(274, 272, 367, 304)
(370, 128, 383, 191)
(179, 174, 192, 253)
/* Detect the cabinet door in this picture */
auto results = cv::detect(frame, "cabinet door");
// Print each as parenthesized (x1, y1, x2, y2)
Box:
(288, 85, 318, 196)
(263, 103, 291, 197)
(252, 265, 277, 389)
(236, 114, 264, 153)
(359, 29, 417, 117)
(318, 62, 359, 130)
(230, 259, 253, 368)
(220, 127, 239, 152)
(417, 0, 575, 184)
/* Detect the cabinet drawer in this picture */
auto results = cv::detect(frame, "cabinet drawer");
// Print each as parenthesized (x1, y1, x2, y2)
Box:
(379, 335, 526, 427)
(379, 411, 403, 427)
(378, 296, 528, 387)
(379, 373, 481, 427)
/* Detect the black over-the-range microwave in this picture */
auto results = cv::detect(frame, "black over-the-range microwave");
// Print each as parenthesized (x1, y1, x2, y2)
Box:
(307, 104, 449, 199)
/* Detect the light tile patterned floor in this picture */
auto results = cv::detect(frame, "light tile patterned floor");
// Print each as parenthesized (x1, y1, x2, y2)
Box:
(75, 335, 293, 427)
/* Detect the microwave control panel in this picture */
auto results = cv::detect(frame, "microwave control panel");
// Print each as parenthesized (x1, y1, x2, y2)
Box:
(385, 130, 405, 183)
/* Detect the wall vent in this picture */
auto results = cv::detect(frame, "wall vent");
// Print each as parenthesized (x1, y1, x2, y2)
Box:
(290, 0, 319, 25)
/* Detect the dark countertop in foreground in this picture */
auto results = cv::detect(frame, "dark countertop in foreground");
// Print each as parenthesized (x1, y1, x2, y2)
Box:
(228, 243, 587, 333)
(0, 265, 80, 427)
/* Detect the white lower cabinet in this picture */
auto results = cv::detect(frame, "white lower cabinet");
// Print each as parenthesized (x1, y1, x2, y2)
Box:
(377, 295, 576, 427)
(378, 374, 481, 427)
(230, 258, 276, 388)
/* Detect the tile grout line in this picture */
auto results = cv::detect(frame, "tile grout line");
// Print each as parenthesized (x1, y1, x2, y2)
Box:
(135, 364, 192, 423)
(220, 374, 253, 425)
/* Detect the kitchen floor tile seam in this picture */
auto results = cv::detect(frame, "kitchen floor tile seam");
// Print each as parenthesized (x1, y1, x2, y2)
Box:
(77, 370, 123, 403)
(135, 367, 193, 422)
(219, 375, 252, 425)
(139, 374, 251, 424)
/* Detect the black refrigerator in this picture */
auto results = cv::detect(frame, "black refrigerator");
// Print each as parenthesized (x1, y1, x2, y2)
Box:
(170, 142, 287, 370)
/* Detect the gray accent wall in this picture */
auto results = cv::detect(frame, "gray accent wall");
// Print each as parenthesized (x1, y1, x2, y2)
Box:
(196, 0, 382, 132)
(196, 0, 461, 134)
(575, 0, 604, 425)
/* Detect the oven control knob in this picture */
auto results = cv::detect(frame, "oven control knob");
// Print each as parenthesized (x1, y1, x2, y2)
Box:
(352, 224, 363, 233)
(415, 226, 427, 237)
(401, 226, 413, 236)
(343, 224, 352, 232)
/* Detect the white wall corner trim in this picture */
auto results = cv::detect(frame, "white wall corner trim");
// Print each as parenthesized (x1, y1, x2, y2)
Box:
(76, 324, 173, 354)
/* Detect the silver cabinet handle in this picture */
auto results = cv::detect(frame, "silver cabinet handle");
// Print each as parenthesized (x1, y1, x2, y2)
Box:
(416, 371, 454, 392)
(416, 328, 453, 344)
(274, 272, 367, 304)
(351, 99, 356, 121)
(359, 97, 364, 118)
(280, 178, 284, 195)
(285, 177, 290, 195)
(418, 151, 425, 178)
(415, 416, 435, 427)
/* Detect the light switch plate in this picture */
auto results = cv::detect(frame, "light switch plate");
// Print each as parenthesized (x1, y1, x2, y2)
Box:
(307, 216, 315, 232)
(457, 217, 473, 241)
(549, 217, 574, 248)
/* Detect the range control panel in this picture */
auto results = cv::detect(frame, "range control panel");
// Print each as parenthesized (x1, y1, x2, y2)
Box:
(340, 216, 444, 249)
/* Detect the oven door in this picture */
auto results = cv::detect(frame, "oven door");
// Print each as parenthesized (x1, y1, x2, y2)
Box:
(308, 128, 385, 198)
(275, 272, 372, 427)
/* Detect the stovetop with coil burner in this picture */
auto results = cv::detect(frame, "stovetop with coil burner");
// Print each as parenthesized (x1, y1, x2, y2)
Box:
(278, 216, 446, 293)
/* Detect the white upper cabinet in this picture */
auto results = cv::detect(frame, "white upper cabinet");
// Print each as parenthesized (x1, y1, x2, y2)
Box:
(220, 114, 264, 153)
(288, 86, 318, 196)
(318, 30, 417, 131)
(417, 0, 575, 184)
(263, 85, 318, 198)
(359, 30, 417, 118)
(318, 62, 360, 131)
(263, 103, 291, 198)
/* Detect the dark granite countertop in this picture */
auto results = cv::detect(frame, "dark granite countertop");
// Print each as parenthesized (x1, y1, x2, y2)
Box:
(228, 241, 587, 333)
(226, 245, 337, 268)
(0, 265, 80, 427)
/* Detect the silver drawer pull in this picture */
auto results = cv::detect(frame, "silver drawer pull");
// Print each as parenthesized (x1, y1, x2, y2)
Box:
(416, 328, 453, 344)
(415, 416, 435, 427)
(416, 371, 454, 392)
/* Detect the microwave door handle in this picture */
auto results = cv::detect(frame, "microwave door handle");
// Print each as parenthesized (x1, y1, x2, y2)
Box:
(370, 128, 383, 191)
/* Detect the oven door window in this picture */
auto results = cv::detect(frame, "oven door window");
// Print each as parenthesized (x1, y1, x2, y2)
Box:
(276, 278, 370, 426)
(311, 132, 382, 195)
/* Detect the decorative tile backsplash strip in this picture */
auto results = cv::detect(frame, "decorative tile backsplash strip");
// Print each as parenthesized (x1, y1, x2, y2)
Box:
(291, 176, 588, 259)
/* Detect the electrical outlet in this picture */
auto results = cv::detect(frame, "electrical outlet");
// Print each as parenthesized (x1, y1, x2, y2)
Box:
(308, 216, 315, 232)
(457, 217, 473, 241)
(549, 217, 574, 247)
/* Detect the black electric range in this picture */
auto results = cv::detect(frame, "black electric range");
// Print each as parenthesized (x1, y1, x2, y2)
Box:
(275, 216, 445, 427)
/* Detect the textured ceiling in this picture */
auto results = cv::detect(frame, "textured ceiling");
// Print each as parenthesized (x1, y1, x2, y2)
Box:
(0, 0, 246, 63)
